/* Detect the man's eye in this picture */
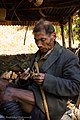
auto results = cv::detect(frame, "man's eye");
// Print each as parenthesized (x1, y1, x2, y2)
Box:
(34, 38, 46, 42)
(41, 38, 46, 41)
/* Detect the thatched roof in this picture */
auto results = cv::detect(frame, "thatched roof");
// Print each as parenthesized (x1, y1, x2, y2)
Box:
(0, 0, 80, 26)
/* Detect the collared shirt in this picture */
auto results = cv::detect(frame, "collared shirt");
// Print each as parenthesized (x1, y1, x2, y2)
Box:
(35, 48, 54, 69)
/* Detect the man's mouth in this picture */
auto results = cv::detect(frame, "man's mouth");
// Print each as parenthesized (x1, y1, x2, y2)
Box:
(39, 48, 47, 52)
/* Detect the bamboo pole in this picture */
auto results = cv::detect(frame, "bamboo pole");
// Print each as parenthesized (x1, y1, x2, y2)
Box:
(34, 62, 50, 120)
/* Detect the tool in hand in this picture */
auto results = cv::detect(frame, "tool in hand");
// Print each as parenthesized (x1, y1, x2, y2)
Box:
(34, 61, 50, 120)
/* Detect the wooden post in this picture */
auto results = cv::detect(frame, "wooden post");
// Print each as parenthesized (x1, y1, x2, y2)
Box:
(60, 24, 65, 47)
(68, 17, 72, 48)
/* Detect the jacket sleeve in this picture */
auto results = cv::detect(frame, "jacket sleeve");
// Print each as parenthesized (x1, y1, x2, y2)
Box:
(43, 55, 80, 97)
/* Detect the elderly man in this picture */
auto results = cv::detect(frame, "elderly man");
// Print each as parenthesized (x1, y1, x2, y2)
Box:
(0, 19, 80, 120)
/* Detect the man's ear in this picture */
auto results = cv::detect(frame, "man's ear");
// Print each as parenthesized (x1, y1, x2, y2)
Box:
(51, 32, 56, 39)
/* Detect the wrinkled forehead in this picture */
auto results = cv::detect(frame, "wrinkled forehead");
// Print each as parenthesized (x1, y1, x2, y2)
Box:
(34, 31, 50, 38)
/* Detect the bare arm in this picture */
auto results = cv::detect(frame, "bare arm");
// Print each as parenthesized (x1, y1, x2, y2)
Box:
(9, 87, 35, 105)
(1, 87, 35, 113)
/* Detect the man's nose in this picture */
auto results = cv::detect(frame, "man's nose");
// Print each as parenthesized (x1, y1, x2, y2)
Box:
(37, 41, 42, 47)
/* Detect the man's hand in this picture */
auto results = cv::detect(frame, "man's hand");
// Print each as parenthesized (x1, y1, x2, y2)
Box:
(32, 73, 45, 85)
(19, 68, 30, 80)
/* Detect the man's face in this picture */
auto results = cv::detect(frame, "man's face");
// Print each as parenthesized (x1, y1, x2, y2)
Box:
(34, 31, 54, 53)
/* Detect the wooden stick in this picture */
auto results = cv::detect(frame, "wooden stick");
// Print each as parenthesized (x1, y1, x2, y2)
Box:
(76, 93, 80, 108)
(34, 62, 50, 120)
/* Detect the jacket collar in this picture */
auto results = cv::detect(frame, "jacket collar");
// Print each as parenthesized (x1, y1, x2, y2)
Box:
(41, 42, 63, 72)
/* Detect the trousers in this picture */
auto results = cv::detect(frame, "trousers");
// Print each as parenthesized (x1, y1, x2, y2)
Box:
(23, 106, 46, 120)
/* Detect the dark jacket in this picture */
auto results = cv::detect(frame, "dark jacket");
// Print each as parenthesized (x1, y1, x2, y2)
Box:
(18, 42, 80, 120)
(30, 42, 80, 120)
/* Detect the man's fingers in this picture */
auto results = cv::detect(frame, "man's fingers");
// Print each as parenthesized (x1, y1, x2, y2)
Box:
(34, 79, 43, 85)
(32, 73, 44, 79)
(24, 68, 30, 73)
(22, 74, 30, 80)
(31, 73, 45, 85)
(20, 68, 30, 80)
